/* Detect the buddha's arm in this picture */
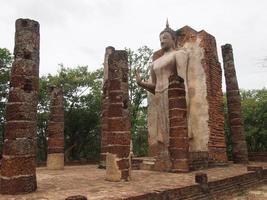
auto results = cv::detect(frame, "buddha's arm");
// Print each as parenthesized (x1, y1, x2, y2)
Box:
(137, 80, 156, 94)
(136, 66, 156, 94)
(175, 49, 189, 81)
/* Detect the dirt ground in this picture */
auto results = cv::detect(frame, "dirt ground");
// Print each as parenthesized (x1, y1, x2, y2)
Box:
(229, 184, 267, 200)
(0, 162, 266, 200)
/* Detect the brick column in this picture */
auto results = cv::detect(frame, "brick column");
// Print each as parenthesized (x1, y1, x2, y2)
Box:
(104, 49, 131, 181)
(0, 18, 39, 194)
(221, 44, 248, 163)
(47, 87, 64, 169)
(168, 75, 189, 172)
(100, 46, 115, 168)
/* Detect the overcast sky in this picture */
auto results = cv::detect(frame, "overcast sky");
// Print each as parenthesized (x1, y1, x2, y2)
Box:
(0, 0, 266, 89)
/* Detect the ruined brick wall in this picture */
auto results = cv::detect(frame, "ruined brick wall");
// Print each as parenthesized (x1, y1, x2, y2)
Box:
(47, 87, 64, 169)
(102, 49, 131, 181)
(1, 18, 39, 194)
(168, 75, 189, 172)
(176, 26, 227, 163)
(248, 152, 267, 162)
(221, 44, 248, 163)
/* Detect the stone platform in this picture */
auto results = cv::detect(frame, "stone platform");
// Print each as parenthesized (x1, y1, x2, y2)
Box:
(0, 162, 266, 200)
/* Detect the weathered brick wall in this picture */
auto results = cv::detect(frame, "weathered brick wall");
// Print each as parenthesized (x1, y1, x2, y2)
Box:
(125, 170, 267, 200)
(248, 152, 267, 162)
(1, 18, 39, 194)
(189, 152, 209, 170)
(222, 44, 248, 163)
(47, 87, 64, 169)
(168, 75, 189, 172)
(176, 26, 227, 163)
(103, 49, 131, 181)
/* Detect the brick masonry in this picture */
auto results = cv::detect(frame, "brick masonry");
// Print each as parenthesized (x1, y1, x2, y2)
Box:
(248, 152, 267, 162)
(221, 44, 248, 163)
(0, 18, 39, 194)
(101, 48, 131, 181)
(176, 26, 227, 164)
(168, 75, 189, 172)
(100, 46, 115, 168)
(47, 87, 65, 169)
(125, 169, 267, 200)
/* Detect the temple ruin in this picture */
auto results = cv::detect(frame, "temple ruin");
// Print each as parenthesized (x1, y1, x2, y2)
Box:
(147, 25, 227, 171)
(0, 18, 39, 194)
(0, 17, 262, 200)
(47, 87, 65, 169)
(100, 47, 131, 181)
(221, 44, 248, 163)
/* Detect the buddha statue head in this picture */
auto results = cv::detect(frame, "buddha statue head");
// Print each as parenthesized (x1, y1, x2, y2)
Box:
(159, 19, 176, 51)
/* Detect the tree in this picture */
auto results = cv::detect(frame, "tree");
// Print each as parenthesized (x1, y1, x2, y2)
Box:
(37, 65, 103, 162)
(0, 48, 12, 154)
(126, 46, 153, 156)
(241, 88, 267, 152)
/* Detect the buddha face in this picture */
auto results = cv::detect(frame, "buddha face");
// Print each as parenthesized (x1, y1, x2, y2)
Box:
(160, 32, 175, 51)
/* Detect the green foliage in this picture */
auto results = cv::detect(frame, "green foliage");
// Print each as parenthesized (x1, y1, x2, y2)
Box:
(37, 66, 103, 162)
(0, 48, 12, 154)
(126, 46, 153, 156)
(241, 89, 267, 152)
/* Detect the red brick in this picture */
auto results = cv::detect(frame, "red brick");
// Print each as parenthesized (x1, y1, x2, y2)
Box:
(168, 88, 185, 98)
(108, 118, 129, 131)
(109, 91, 123, 103)
(4, 121, 36, 139)
(0, 175, 37, 194)
(169, 98, 186, 109)
(170, 117, 187, 127)
(3, 138, 36, 156)
(48, 138, 64, 148)
(47, 147, 64, 154)
(8, 88, 37, 103)
(11, 59, 38, 77)
(10, 75, 39, 92)
(117, 158, 130, 170)
(169, 109, 187, 119)
(1, 156, 36, 177)
(6, 102, 36, 121)
(109, 79, 121, 91)
(65, 195, 87, 200)
(107, 131, 131, 145)
(169, 138, 189, 148)
(108, 103, 123, 117)
(104, 145, 130, 158)
(169, 148, 189, 159)
(169, 127, 188, 137)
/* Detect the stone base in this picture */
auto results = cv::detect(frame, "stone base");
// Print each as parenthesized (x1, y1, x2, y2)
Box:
(47, 153, 64, 170)
(105, 153, 121, 182)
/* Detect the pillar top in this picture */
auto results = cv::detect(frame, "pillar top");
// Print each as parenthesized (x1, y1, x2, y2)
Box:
(15, 18, 39, 32)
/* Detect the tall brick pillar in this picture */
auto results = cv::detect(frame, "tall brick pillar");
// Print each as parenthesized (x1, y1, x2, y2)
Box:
(104, 49, 131, 181)
(168, 75, 189, 172)
(47, 87, 64, 169)
(100, 46, 115, 168)
(221, 44, 248, 163)
(0, 18, 39, 194)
